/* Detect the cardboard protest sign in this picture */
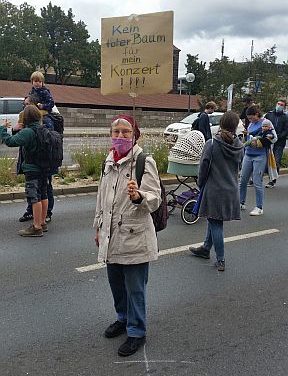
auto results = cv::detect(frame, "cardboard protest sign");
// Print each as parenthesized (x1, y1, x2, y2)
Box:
(101, 11, 173, 95)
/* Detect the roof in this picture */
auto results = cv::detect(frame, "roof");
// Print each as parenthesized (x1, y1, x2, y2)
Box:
(0, 80, 199, 111)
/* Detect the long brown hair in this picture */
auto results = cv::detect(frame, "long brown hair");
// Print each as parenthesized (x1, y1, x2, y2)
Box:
(218, 111, 239, 144)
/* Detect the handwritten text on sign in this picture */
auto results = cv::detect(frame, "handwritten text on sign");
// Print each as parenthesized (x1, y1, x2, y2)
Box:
(101, 11, 173, 95)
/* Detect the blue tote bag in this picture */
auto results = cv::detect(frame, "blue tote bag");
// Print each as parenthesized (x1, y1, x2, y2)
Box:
(192, 139, 214, 216)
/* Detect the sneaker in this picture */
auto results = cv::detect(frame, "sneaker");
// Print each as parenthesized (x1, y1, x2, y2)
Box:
(45, 215, 52, 223)
(42, 223, 48, 232)
(247, 180, 253, 187)
(18, 224, 43, 237)
(215, 260, 225, 272)
(118, 336, 146, 357)
(265, 181, 275, 188)
(19, 212, 33, 222)
(104, 320, 126, 338)
(240, 203, 246, 210)
(249, 207, 263, 216)
(189, 245, 210, 259)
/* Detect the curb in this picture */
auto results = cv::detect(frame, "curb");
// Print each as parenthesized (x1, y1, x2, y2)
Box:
(0, 176, 181, 201)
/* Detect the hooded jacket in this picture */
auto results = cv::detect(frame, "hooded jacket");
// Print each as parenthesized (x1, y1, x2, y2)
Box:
(94, 144, 161, 264)
(198, 134, 243, 221)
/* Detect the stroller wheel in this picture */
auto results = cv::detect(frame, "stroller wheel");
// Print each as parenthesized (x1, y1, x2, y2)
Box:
(181, 198, 199, 225)
(166, 192, 177, 214)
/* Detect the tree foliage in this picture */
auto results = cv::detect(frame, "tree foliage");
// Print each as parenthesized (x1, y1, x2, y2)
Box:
(185, 46, 288, 112)
(185, 54, 206, 95)
(0, 0, 101, 86)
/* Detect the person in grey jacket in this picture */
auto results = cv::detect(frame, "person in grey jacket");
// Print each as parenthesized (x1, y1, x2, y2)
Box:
(94, 114, 161, 357)
(189, 111, 244, 271)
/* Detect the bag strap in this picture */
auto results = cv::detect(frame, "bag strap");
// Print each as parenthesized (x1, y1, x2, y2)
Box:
(135, 152, 147, 187)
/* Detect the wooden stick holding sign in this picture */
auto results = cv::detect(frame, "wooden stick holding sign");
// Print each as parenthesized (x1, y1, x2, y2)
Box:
(101, 10, 174, 181)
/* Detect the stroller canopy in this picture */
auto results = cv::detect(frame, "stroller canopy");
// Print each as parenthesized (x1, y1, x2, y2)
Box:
(169, 130, 205, 163)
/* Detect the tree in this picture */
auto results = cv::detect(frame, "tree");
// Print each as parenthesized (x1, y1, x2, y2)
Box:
(79, 39, 101, 87)
(246, 46, 284, 111)
(185, 54, 206, 95)
(0, 1, 47, 80)
(41, 2, 90, 84)
(200, 56, 247, 110)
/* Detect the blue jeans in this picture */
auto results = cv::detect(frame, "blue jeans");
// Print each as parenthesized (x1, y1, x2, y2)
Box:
(204, 218, 224, 261)
(107, 263, 149, 338)
(43, 115, 54, 130)
(239, 153, 267, 209)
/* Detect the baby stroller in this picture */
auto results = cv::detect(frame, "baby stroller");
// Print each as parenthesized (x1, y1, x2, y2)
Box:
(166, 130, 205, 225)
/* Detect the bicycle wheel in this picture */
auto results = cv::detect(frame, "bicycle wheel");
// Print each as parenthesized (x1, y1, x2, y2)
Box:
(166, 192, 177, 214)
(181, 198, 199, 225)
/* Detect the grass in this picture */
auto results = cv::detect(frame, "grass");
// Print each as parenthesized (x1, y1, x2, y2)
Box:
(0, 157, 24, 186)
(71, 146, 107, 180)
(281, 150, 288, 168)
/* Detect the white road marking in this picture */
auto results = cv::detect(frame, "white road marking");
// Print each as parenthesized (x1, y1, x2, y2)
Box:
(113, 359, 195, 364)
(143, 345, 150, 375)
(75, 228, 279, 273)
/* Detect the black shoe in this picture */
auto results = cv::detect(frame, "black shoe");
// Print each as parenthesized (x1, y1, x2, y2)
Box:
(189, 245, 210, 259)
(118, 336, 146, 357)
(104, 320, 126, 338)
(215, 260, 225, 272)
(19, 212, 33, 222)
(247, 180, 253, 187)
(265, 181, 275, 188)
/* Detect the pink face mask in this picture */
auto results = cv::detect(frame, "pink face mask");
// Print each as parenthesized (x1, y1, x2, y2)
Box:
(111, 137, 133, 156)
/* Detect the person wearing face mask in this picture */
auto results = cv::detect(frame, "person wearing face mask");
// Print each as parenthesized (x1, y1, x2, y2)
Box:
(93, 114, 161, 357)
(265, 99, 288, 188)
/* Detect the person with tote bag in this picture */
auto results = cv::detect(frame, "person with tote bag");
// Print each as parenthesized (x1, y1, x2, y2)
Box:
(189, 111, 244, 271)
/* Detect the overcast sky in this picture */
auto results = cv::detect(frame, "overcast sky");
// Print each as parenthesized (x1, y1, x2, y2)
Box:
(10, 0, 288, 76)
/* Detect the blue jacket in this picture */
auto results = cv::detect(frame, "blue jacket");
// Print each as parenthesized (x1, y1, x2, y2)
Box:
(29, 86, 54, 112)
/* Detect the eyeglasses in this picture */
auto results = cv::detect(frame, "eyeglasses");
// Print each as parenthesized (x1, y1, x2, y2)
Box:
(111, 129, 133, 137)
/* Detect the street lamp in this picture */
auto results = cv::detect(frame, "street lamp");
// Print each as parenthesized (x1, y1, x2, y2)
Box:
(185, 73, 195, 113)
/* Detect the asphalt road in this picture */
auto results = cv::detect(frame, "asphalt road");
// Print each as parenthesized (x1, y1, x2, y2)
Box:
(1, 176, 288, 375)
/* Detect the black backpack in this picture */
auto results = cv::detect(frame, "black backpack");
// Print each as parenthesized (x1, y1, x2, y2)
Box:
(47, 113, 64, 134)
(28, 125, 63, 173)
(191, 113, 201, 130)
(136, 152, 168, 232)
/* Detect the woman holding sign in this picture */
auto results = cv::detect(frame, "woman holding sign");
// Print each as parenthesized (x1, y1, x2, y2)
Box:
(94, 114, 161, 357)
